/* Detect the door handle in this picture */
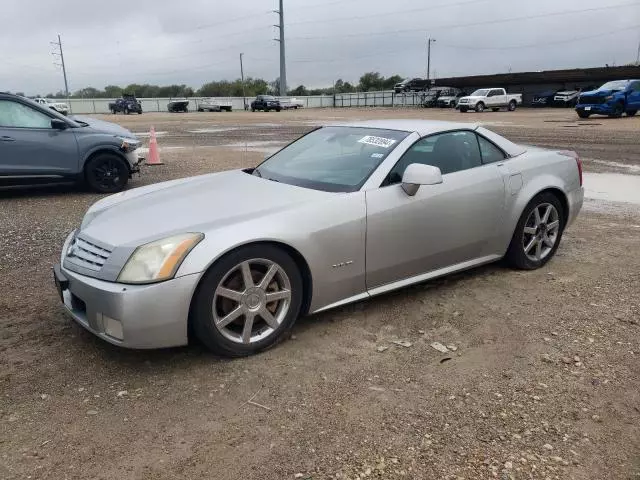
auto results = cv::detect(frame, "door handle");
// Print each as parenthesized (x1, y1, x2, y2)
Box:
(0, 136, 15, 142)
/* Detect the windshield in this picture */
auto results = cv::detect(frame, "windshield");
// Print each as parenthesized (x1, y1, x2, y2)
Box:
(255, 126, 410, 192)
(597, 80, 630, 91)
(470, 89, 490, 96)
(261, 96, 276, 100)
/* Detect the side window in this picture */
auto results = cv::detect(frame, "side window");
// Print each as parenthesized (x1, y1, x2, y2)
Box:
(477, 135, 506, 164)
(632, 82, 640, 92)
(385, 131, 482, 185)
(490, 89, 502, 96)
(0, 100, 52, 129)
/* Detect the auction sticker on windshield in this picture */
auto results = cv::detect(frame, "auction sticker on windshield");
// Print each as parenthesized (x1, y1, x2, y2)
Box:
(358, 136, 397, 148)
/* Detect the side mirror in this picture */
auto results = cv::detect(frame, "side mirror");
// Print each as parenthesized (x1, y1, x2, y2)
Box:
(401, 163, 443, 196)
(51, 118, 68, 130)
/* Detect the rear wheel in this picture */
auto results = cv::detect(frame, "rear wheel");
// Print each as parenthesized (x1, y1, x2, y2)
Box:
(192, 244, 303, 357)
(577, 110, 590, 118)
(505, 192, 565, 270)
(84, 153, 129, 193)
(626, 110, 637, 117)
(459, 106, 468, 113)
(508, 100, 517, 111)
(475, 102, 485, 113)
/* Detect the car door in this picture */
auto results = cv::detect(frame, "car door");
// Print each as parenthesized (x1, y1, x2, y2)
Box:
(365, 130, 507, 290)
(490, 89, 506, 107)
(0, 98, 79, 178)
(627, 81, 640, 110)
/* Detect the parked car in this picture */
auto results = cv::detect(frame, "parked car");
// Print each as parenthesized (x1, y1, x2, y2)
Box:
(0, 92, 142, 193)
(531, 90, 559, 107)
(421, 89, 441, 108)
(109, 94, 142, 114)
(251, 95, 281, 112)
(33, 97, 69, 115)
(53, 119, 584, 357)
(197, 98, 232, 112)
(435, 88, 467, 108)
(458, 88, 522, 112)
(553, 89, 581, 107)
(280, 97, 304, 109)
(575, 79, 640, 118)
(167, 99, 189, 113)
(394, 78, 431, 93)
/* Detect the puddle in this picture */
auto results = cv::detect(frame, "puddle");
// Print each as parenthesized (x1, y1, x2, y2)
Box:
(187, 127, 239, 134)
(220, 140, 286, 154)
(588, 159, 640, 173)
(137, 146, 185, 154)
(584, 172, 640, 205)
(133, 131, 168, 137)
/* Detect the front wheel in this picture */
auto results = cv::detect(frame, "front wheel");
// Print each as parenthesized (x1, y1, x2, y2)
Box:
(475, 102, 485, 113)
(459, 106, 468, 113)
(508, 100, 517, 111)
(192, 244, 303, 357)
(609, 103, 624, 118)
(84, 153, 129, 193)
(577, 110, 590, 118)
(505, 192, 565, 270)
(626, 110, 637, 117)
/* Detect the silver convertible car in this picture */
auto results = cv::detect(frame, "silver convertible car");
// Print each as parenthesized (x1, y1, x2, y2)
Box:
(54, 120, 584, 356)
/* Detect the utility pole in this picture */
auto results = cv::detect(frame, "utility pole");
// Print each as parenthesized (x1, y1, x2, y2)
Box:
(239, 53, 247, 110)
(636, 38, 640, 65)
(273, 0, 287, 96)
(51, 34, 70, 103)
(426, 36, 436, 84)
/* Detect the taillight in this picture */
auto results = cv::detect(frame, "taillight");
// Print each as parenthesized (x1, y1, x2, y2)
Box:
(559, 150, 582, 186)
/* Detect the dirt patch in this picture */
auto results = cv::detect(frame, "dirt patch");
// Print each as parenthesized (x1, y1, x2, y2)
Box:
(1, 108, 640, 480)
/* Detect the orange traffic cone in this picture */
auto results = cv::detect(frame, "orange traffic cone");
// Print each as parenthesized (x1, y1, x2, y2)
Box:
(146, 126, 163, 165)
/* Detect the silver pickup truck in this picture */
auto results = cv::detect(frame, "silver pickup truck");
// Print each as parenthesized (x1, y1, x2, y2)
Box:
(458, 88, 522, 113)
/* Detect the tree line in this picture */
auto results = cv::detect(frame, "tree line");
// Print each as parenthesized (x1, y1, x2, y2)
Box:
(30, 72, 406, 99)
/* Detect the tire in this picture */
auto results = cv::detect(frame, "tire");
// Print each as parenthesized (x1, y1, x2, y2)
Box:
(191, 244, 304, 357)
(84, 153, 129, 194)
(475, 102, 485, 113)
(508, 100, 517, 111)
(505, 192, 565, 270)
(577, 110, 590, 119)
(609, 102, 624, 118)
(276, 108, 281, 112)
(198, 108, 204, 112)
(626, 110, 637, 117)
(491, 108, 500, 112)
(251, 108, 255, 112)
(459, 107, 468, 113)
(124, 107, 130, 115)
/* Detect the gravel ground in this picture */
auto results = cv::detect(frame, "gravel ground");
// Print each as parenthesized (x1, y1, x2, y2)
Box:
(1, 108, 639, 480)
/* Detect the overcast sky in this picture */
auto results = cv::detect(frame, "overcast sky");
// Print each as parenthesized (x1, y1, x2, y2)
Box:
(1, 0, 639, 95)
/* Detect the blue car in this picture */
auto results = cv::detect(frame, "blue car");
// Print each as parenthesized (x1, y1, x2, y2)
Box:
(575, 79, 640, 118)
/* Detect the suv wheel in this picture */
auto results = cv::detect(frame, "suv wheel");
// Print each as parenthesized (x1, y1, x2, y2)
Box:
(85, 153, 129, 193)
(475, 102, 485, 113)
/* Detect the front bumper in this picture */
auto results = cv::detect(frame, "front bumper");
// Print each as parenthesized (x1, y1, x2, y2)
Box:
(125, 150, 144, 174)
(54, 245, 200, 349)
(575, 103, 613, 115)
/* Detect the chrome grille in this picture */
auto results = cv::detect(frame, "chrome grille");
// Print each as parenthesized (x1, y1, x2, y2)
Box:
(66, 235, 112, 271)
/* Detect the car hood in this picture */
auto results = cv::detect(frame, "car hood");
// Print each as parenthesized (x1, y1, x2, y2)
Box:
(459, 96, 484, 101)
(80, 170, 332, 247)
(580, 89, 618, 97)
(70, 115, 137, 138)
(437, 96, 456, 100)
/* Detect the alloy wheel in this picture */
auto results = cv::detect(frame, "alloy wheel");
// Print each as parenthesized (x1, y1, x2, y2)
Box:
(522, 203, 560, 262)
(92, 158, 123, 190)
(212, 258, 292, 344)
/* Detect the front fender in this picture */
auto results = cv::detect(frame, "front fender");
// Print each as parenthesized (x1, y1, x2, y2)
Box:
(175, 192, 368, 313)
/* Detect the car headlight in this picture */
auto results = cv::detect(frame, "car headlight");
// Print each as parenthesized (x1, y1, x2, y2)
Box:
(117, 233, 204, 284)
(604, 95, 613, 101)
(117, 136, 140, 152)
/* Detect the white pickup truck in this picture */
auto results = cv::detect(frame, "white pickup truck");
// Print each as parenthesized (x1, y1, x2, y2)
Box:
(457, 88, 522, 113)
(197, 98, 232, 112)
(33, 97, 69, 115)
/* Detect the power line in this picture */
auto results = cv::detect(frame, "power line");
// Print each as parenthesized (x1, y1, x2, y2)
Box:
(437, 24, 640, 50)
(287, 2, 640, 40)
(286, 0, 493, 27)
